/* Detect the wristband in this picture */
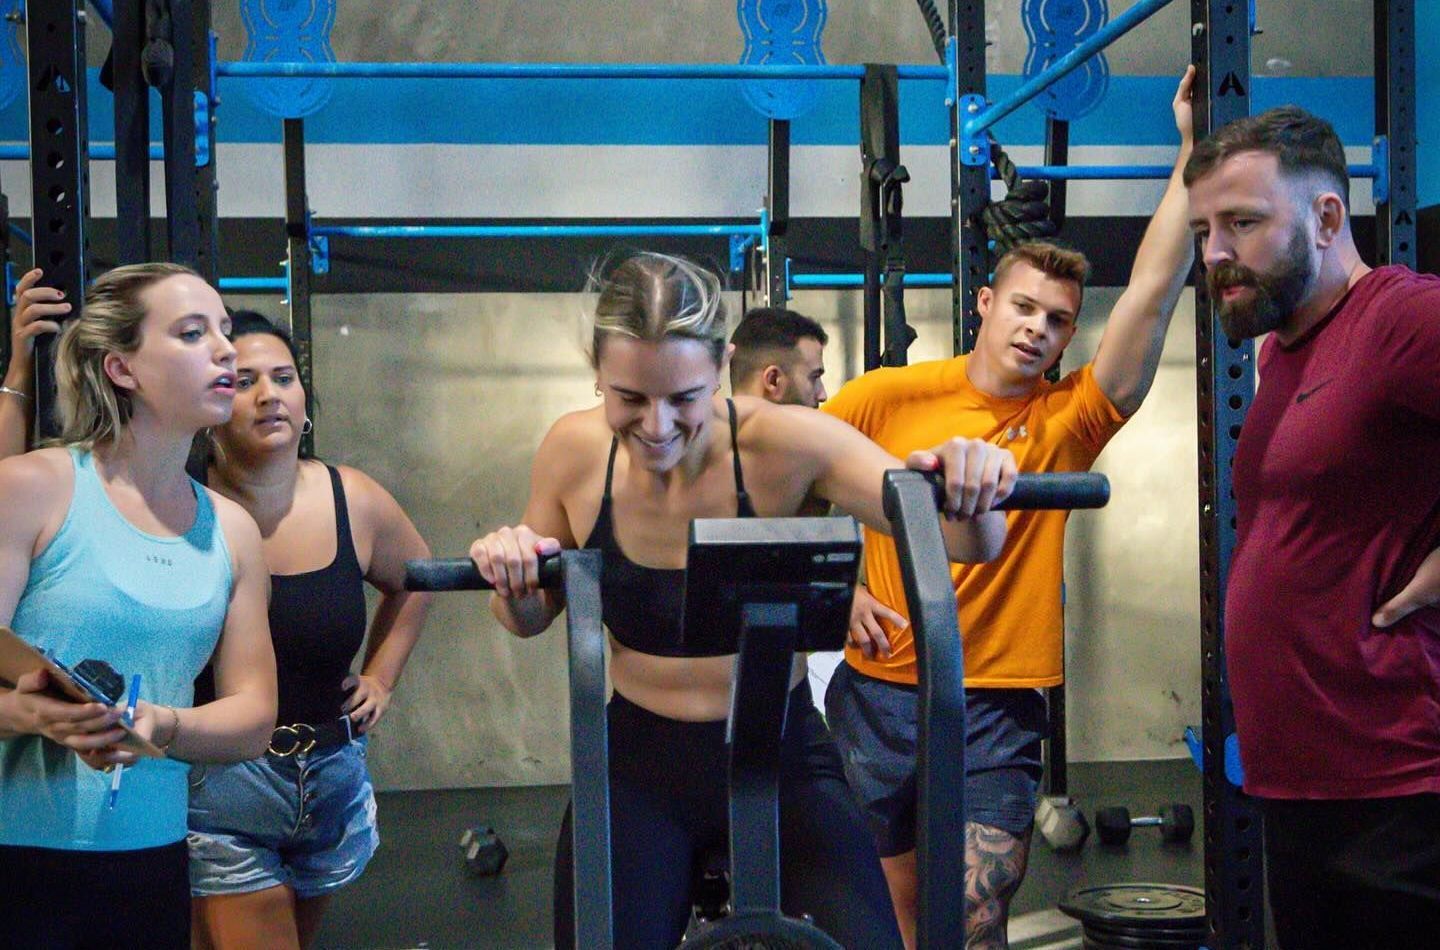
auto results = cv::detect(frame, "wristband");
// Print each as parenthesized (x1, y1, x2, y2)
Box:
(154, 706, 180, 754)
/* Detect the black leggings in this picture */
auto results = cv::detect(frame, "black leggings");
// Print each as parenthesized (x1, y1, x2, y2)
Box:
(1262, 793, 1440, 949)
(0, 840, 190, 949)
(554, 681, 903, 949)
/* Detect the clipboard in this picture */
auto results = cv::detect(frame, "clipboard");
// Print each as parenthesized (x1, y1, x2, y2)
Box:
(0, 626, 165, 758)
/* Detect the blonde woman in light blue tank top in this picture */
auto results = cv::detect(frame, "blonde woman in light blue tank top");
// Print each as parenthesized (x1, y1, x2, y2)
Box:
(0, 264, 277, 949)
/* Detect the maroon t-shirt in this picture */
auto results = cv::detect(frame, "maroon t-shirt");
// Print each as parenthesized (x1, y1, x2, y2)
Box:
(1227, 265, 1440, 799)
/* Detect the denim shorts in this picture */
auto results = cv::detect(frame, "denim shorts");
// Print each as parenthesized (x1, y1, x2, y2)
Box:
(187, 732, 379, 899)
(824, 663, 1046, 856)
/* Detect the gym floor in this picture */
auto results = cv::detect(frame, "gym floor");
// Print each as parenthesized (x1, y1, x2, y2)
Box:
(314, 759, 1202, 949)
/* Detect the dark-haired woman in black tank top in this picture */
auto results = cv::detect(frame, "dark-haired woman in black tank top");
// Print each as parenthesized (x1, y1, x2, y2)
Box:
(468, 252, 1019, 949)
(187, 313, 432, 950)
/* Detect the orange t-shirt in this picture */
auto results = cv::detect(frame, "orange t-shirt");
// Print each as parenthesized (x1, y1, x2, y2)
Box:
(821, 355, 1126, 687)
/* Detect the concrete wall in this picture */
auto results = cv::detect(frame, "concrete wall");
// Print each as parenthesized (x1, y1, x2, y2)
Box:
(225, 279, 1204, 790)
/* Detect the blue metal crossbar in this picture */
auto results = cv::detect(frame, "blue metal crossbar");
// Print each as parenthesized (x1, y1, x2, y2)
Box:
(1015, 164, 1172, 180)
(0, 155, 1376, 187)
(310, 223, 765, 240)
(1011, 163, 1380, 181)
(217, 61, 948, 82)
(964, 0, 1179, 139)
(0, 144, 165, 160)
(791, 273, 953, 289)
(0, 155, 1380, 183)
(218, 276, 289, 292)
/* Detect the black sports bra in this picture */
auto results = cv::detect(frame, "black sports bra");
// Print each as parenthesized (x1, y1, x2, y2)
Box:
(582, 399, 756, 657)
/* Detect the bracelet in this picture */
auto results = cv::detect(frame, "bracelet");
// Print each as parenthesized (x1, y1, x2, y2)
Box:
(154, 706, 180, 754)
(0, 385, 29, 401)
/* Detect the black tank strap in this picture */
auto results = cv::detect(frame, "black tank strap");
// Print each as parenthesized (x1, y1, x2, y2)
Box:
(604, 410, 751, 516)
(603, 436, 620, 499)
(727, 399, 755, 517)
(325, 464, 360, 571)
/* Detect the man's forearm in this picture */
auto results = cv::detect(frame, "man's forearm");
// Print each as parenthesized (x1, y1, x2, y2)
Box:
(1127, 153, 1195, 306)
(1092, 144, 1196, 416)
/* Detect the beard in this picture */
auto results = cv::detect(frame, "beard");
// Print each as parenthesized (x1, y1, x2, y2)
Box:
(777, 387, 807, 407)
(774, 374, 813, 408)
(1207, 226, 1315, 340)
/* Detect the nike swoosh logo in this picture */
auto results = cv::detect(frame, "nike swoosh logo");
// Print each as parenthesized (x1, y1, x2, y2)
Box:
(1295, 379, 1334, 403)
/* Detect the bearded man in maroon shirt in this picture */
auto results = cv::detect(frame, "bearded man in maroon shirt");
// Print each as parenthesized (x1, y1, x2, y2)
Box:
(1185, 106, 1440, 948)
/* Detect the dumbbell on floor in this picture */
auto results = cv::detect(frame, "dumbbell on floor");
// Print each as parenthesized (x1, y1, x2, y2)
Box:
(1094, 804, 1194, 846)
(458, 825, 510, 876)
(1035, 795, 1090, 850)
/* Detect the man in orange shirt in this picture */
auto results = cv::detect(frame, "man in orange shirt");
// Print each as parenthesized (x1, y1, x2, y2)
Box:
(821, 70, 1197, 948)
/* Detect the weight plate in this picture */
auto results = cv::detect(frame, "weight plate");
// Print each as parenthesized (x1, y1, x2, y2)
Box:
(1083, 936, 1201, 950)
(241, 0, 337, 119)
(1060, 882, 1206, 928)
(1020, 0, 1111, 120)
(686, 908, 843, 949)
(738, 0, 828, 120)
(1083, 923, 1205, 948)
(1085, 919, 1207, 941)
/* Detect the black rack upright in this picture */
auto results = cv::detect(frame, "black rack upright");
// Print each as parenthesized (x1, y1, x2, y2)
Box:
(25, 0, 90, 439)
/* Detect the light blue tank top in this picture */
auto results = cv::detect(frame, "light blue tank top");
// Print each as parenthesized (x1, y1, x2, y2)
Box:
(0, 448, 231, 851)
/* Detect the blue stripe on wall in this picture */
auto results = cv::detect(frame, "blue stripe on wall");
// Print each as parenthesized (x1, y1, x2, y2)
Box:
(0, 70, 1376, 149)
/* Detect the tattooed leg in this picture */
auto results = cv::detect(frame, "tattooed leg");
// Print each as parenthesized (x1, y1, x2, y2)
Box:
(964, 821, 1033, 949)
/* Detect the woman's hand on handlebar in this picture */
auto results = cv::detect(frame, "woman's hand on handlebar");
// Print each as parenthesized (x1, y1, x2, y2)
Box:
(468, 526, 561, 598)
(908, 437, 1018, 518)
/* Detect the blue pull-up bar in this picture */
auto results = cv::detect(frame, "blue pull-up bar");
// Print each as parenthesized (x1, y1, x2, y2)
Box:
(791, 273, 953, 289)
(0, 143, 165, 161)
(218, 276, 289, 292)
(1012, 163, 1380, 181)
(217, 61, 949, 82)
(1014, 164, 1179, 181)
(963, 0, 1181, 141)
(310, 223, 765, 240)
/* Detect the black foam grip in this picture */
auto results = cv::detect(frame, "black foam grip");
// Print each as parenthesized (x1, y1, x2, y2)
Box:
(921, 470, 1110, 511)
(404, 555, 564, 592)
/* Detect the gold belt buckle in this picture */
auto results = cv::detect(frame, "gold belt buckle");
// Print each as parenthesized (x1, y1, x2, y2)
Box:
(268, 722, 318, 757)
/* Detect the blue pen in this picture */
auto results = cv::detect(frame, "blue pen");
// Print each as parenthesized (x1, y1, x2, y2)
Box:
(107, 674, 141, 810)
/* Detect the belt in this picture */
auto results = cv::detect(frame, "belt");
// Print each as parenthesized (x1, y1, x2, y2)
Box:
(267, 717, 354, 757)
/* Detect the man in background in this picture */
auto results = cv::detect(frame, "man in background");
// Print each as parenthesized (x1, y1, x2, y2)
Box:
(729, 306, 829, 408)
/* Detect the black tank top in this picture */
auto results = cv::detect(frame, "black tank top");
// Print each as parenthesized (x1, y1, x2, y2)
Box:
(194, 465, 369, 725)
(583, 399, 757, 657)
